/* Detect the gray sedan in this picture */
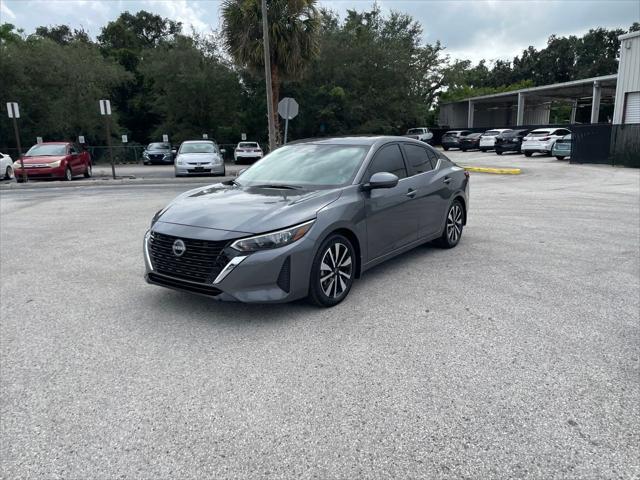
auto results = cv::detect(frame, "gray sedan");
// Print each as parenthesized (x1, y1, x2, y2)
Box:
(174, 140, 225, 177)
(146, 136, 469, 307)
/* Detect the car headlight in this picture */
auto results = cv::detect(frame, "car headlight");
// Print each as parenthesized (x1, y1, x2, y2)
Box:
(48, 160, 62, 167)
(143, 152, 149, 158)
(231, 220, 315, 252)
(176, 156, 183, 165)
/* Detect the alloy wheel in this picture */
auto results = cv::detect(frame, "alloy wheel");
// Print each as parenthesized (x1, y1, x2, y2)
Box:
(446, 204, 463, 244)
(319, 242, 353, 299)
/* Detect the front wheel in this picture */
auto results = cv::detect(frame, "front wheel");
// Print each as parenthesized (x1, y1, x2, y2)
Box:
(496, 150, 503, 155)
(84, 163, 92, 178)
(435, 200, 464, 249)
(4, 166, 13, 180)
(480, 148, 487, 152)
(524, 151, 533, 157)
(555, 156, 565, 160)
(308, 234, 355, 308)
(443, 146, 449, 151)
(64, 167, 73, 181)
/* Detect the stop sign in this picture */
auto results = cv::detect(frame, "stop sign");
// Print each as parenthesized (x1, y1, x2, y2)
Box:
(278, 97, 299, 120)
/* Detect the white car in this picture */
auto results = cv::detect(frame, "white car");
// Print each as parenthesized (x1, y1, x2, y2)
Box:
(479, 129, 512, 151)
(404, 127, 434, 143)
(521, 128, 572, 157)
(1, 152, 14, 180)
(234, 142, 263, 164)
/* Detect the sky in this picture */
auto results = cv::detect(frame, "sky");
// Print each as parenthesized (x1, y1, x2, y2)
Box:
(1, 0, 639, 63)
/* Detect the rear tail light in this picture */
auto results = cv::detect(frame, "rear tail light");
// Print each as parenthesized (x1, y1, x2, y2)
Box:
(464, 171, 470, 178)
(540, 137, 550, 141)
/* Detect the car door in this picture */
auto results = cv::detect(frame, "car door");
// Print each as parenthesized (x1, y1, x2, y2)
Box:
(364, 143, 418, 261)
(401, 143, 443, 238)
(68, 144, 80, 173)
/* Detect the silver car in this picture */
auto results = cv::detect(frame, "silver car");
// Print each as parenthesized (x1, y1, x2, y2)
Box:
(174, 140, 225, 177)
(146, 136, 469, 307)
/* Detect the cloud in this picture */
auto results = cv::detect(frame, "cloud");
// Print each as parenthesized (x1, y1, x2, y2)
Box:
(141, 0, 220, 34)
(1, 1, 17, 20)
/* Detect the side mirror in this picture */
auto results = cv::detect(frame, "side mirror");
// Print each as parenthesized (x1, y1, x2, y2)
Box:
(364, 172, 399, 190)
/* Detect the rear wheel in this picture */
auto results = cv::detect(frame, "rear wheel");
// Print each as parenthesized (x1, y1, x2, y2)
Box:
(4, 166, 13, 180)
(435, 200, 464, 249)
(524, 151, 533, 157)
(461, 148, 467, 152)
(443, 146, 449, 151)
(480, 148, 487, 152)
(496, 150, 503, 155)
(16, 177, 25, 183)
(308, 234, 355, 308)
(64, 167, 73, 181)
(84, 163, 92, 178)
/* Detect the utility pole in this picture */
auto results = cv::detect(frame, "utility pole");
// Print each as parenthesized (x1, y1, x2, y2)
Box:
(261, 0, 276, 152)
(99, 99, 116, 179)
(6, 102, 26, 182)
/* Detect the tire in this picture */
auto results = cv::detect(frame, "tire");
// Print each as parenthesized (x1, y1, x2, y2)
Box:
(435, 200, 464, 249)
(524, 151, 533, 157)
(496, 150, 503, 155)
(555, 156, 565, 160)
(480, 148, 487, 152)
(308, 234, 355, 308)
(16, 176, 25, 183)
(84, 163, 92, 178)
(4, 166, 13, 180)
(443, 146, 449, 151)
(64, 167, 73, 181)
(461, 148, 467, 152)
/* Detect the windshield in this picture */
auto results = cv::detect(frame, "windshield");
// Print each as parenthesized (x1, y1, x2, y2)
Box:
(238, 142, 258, 148)
(529, 130, 552, 136)
(484, 130, 501, 136)
(236, 144, 369, 188)
(407, 129, 423, 134)
(148, 143, 170, 150)
(26, 144, 67, 156)
(179, 142, 216, 154)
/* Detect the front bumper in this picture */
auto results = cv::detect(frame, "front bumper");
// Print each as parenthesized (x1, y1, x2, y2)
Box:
(13, 165, 66, 179)
(144, 222, 317, 303)
(495, 142, 521, 152)
(552, 145, 571, 156)
(175, 163, 225, 175)
(234, 153, 263, 162)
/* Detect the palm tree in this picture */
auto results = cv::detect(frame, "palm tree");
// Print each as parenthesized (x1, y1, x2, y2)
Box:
(222, 0, 320, 143)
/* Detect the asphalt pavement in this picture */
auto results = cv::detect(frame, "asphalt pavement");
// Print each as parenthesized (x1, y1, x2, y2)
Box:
(1, 152, 639, 479)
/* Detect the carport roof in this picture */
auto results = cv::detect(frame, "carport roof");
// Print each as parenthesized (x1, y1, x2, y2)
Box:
(442, 74, 618, 105)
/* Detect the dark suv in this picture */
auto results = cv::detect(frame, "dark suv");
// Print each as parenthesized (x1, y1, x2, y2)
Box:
(143, 142, 176, 165)
(441, 130, 472, 151)
(494, 129, 530, 155)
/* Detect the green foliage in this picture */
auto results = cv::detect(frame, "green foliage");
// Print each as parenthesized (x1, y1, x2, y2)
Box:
(0, 27, 131, 147)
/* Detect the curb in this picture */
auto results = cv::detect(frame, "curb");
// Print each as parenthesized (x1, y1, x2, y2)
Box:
(462, 166, 522, 175)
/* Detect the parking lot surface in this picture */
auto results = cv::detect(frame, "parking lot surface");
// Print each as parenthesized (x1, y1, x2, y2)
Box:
(1, 153, 639, 478)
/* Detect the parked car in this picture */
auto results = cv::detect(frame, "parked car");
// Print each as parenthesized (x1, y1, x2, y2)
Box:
(174, 140, 225, 177)
(404, 127, 434, 143)
(143, 142, 176, 165)
(459, 133, 483, 151)
(234, 142, 263, 164)
(1, 152, 14, 180)
(494, 129, 530, 154)
(13, 142, 92, 183)
(441, 130, 472, 150)
(521, 128, 571, 157)
(551, 134, 572, 160)
(144, 136, 469, 307)
(479, 129, 512, 152)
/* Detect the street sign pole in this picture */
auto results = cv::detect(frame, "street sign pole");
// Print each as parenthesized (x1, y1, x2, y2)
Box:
(12, 116, 26, 183)
(99, 99, 116, 179)
(278, 97, 299, 145)
(284, 101, 290, 145)
(6, 102, 26, 182)
(261, 0, 276, 152)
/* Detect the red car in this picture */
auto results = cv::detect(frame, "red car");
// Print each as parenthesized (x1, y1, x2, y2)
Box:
(14, 142, 92, 183)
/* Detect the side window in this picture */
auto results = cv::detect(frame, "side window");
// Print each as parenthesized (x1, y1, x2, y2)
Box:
(69, 144, 77, 154)
(425, 148, 439, 169)
(403, 144, 433, 175)
(367, 144, 407, 180)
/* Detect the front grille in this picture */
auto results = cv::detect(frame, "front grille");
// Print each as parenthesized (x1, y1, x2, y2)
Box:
(149, 154, 165, 160)
(148, 273, 222, 297)
(148, 232, 230, 283)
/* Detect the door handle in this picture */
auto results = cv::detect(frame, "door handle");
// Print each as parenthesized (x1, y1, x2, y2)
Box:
(443, 177, 452, 184)
(406, 188, 416, 198)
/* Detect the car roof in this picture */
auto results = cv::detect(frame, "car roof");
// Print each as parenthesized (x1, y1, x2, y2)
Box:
(287, 136, 426, 147)
(182, 140, 214, 143)
(37, 142, 70, 145)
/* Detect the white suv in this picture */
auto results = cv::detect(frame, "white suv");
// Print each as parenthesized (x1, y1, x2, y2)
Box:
(404, 127, 434, 143)
(479, 129, 511, 152)
(521, 128, 571, 157)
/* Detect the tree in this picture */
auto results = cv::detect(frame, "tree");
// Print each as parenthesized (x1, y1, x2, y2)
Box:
(221, 0, 321, 142)
(34, 25, 89, 44)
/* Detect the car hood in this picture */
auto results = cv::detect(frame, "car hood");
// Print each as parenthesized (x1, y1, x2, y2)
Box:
(157, 184, 343, 234)
(146, 150, 171, 154)
(20, 155, 66, 164)
(176, 153, 219, 161)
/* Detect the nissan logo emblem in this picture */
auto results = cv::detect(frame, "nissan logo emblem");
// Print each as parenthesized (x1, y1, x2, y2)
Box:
(172, 239, 186, 257)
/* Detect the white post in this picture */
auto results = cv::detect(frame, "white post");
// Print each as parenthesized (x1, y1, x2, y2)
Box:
(590, 81, 601, 124)
(467, 100, 474, 128)
(516, 93, 525, 126)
